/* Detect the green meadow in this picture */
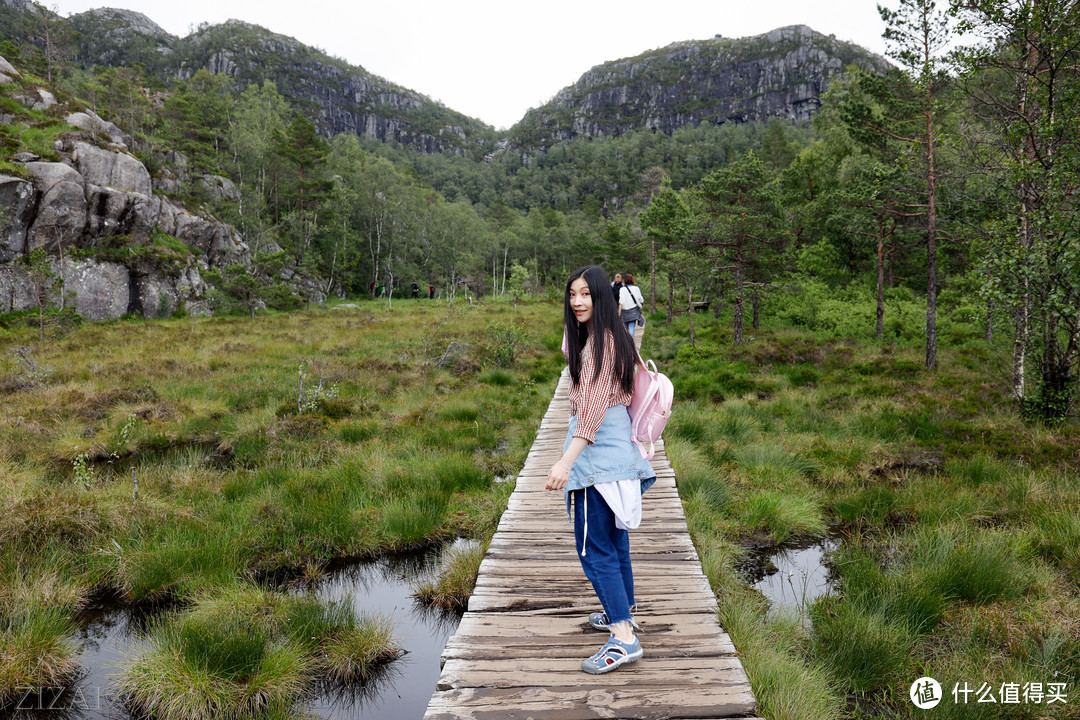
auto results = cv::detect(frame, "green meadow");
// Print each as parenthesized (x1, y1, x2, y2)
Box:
(654, 312, 1080, 720)
(0, 299, 561, 715)
(1, 299, 1078, 719)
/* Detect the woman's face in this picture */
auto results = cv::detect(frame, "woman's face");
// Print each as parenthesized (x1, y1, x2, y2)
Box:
(569, 276, 593, 325)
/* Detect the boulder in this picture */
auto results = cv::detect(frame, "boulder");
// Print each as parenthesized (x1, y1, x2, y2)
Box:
(0, 175, 36, 263)
(13, 152, 39, 162)
(64, 111, 131, 147)
(198, 174, 240, 202)
(130, 263, 208, 318)
(23, 162, 87, 251)
(0, 55, 21, 80)
(61, 257, 130, 320)
(84, 183, 156, 240)
(0, 264, 37, 313)
(15, 88, 57, 110)
(71, 142, 151, 195)
(171, 211, 248, 266)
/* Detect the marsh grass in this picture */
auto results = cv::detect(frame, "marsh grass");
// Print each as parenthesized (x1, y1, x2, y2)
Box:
(0, 300, 557, 700)
(413, 541, 488, 611)
(0, 603, 79, 699)
(119, 585, 401, 719)
(380, 493, 450, 549)
(656, 322, 1080, 718)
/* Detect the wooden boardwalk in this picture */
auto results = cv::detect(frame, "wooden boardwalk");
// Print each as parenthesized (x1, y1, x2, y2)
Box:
(424, 335, 758, 720)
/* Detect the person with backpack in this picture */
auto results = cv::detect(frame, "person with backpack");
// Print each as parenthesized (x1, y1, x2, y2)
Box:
(618, 272, 646, 338)
(546, 265, 657, 675)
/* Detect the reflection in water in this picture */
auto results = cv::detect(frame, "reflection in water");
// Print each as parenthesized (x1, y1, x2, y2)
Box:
(737, 538, 837, 616)
(306, 542, 472, 719)
(31, 543, 468, 720)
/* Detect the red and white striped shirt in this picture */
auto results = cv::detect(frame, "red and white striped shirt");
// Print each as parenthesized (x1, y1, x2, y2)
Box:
(569, 330, 632, 444)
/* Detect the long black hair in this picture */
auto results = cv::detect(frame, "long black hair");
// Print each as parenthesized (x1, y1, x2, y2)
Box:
(564, 265, 636, 394)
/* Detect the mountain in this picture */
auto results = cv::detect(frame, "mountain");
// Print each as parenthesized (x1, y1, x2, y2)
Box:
(509, 25, 890, 151)
(67, 7, 177, 71)
(63, 9, 497, 157)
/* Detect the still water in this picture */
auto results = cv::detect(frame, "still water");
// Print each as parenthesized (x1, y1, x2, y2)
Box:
(737, 537, 837, 615)
(6, 545, 465, 720)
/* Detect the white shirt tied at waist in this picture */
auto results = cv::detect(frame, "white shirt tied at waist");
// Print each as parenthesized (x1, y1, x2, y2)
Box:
(581, 479, 643, 556)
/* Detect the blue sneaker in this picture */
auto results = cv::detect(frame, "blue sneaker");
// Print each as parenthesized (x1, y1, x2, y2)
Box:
(581, 635, 643, 674)
(588, 611, 612, 631)
(588, 605, 638, 632)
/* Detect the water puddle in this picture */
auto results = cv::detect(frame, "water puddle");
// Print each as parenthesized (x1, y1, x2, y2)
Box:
(736, 537, 838, 616)
(8, 543, 470, 720)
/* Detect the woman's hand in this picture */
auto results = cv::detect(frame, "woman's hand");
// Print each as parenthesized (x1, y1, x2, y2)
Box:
(546, 437, 587, 491)
(546, 461, 571, 491)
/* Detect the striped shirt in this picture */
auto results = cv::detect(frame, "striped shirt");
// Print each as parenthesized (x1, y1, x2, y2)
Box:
(569, 330, 632, 443)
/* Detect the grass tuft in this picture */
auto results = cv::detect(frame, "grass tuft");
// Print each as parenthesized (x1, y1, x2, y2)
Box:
(118, 585, 401, 719)
(413, 541, 487, 611)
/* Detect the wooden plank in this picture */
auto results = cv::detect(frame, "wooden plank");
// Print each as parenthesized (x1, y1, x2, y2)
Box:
(441, 636, 739, 661)
(437, 656, 750, 690)
(424, 685, 756, 720)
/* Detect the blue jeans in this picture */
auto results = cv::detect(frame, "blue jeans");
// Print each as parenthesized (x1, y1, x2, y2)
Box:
(573, 486, 635, 624)
(625, 321, 636, 337)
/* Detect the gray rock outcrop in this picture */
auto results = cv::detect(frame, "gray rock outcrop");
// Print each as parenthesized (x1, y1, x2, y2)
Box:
(510, 25, 891, 150)
(71, 142, 152, 195)
(62, 257, 130, 320)
(0, 54, 20, 84)
(0, 175, 36, 263)
(23, 162, 87, 251)
(65, 110, 131, 147)
(15, 88, 57, 111)
(4, 134, 255, 320)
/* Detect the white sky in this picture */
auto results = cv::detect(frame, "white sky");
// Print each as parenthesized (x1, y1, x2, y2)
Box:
(48, 0, 893, 130)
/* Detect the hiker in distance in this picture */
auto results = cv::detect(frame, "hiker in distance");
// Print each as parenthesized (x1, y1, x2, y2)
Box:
(546, 265, 657, 674)
(618, 272, 646, 338)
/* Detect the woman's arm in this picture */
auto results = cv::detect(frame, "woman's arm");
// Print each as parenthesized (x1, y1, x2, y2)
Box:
(546, 436, 588, 490)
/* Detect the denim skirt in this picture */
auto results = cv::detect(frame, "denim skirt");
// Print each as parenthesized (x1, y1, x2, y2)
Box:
(563, 405, 656, 514)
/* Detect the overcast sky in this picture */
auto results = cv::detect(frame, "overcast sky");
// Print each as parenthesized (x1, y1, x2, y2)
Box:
(47, 0, 894, 130)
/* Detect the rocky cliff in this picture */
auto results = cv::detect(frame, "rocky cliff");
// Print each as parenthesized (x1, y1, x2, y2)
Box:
(0, 55, 302, 321)
(509, 25, 890, 150)
(62, 10, 496, 157)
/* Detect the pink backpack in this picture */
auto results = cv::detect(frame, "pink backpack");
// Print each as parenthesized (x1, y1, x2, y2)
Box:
(562, 331, 673, 459)
(628, 351, 673, 460)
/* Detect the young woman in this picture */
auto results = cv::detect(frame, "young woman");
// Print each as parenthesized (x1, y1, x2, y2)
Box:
(618, 272, 646, 338)
(546, 265, 657, 674)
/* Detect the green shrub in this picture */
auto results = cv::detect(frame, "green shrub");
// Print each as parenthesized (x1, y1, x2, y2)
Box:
(433, 454, 492, 493)
(479, 368, 514, 386)
(485, 320, 527, 368)
(339, 420, 378, 443)
(733, 443, 820, 481)
(0, 603, 79, 697)
(832, 486, 899, 528)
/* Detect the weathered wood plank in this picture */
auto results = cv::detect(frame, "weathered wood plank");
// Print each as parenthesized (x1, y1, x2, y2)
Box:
(424, 685, 756, 720)
(437, 656, 750, 690)
(440, 636, 739, 661)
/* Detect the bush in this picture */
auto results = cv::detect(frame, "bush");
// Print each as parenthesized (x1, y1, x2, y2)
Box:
(485, 320, 528, 368)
